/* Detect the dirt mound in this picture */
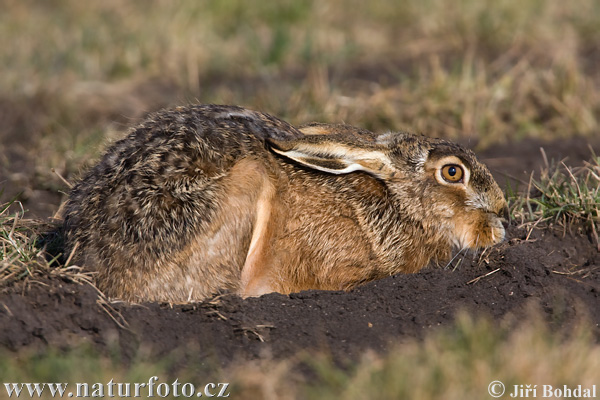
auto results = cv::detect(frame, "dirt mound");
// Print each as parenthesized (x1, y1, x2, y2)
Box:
(1, 224, 598, 364)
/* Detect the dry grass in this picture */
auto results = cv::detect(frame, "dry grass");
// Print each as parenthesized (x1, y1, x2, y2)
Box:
(0, 197, 54, 286)
(0, 196, 91, 289)
(296, 312, 600, 400)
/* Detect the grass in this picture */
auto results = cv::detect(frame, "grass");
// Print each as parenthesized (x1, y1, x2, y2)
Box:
(299, 312, 599, 400)
(0, 197, 52, 286)
(1, 311, 598, 400)
(509, 151, 600, 249)
(0, 196, 90, 289)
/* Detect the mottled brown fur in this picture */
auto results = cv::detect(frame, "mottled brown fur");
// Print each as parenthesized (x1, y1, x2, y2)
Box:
(62, 105, 507, 302)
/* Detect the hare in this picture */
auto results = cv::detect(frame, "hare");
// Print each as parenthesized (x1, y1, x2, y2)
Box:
(62, 104, 508, 302)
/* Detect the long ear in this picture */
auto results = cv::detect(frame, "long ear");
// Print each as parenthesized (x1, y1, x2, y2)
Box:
(267, 136, 396, 178)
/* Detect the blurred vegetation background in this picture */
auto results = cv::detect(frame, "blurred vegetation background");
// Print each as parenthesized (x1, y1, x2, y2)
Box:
(2, 0, 599, 185)
(1, 311, 599, 400)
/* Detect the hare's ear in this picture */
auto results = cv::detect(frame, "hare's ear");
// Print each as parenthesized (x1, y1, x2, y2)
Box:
(267, 136, 396, 178)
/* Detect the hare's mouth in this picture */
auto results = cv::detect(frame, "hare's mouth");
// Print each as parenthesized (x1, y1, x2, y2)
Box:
(488, 214, 506, 245)
(451, 213, 505, 250)
(491, 224, 506, 244)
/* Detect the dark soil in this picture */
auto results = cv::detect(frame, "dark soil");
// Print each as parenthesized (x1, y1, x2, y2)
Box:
(1, 224, 598, 365)
(1, 137, 599, 365)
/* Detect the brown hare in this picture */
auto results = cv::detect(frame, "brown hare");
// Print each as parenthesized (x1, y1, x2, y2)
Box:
(62, 104, 508, 302)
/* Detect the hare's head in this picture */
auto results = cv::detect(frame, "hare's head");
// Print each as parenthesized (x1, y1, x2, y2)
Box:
(268, 125, 507, 252)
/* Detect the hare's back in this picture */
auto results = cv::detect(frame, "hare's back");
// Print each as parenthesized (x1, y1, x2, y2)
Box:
(62, 104, 301, 262)
(104, 104, 303, 175)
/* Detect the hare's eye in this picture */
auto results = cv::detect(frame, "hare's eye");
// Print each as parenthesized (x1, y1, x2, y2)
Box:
(441, 164, 463, 183)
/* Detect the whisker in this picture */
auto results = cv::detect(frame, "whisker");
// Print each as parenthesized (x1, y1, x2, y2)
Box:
(445, 244, 468, 270)
(447, 233, 482, 271)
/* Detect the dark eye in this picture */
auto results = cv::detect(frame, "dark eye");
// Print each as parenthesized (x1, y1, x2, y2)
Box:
(441, 164, 464, 183)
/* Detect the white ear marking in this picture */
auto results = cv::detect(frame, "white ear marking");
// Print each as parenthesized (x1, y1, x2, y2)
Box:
(270, 148, 370, 175)
(268, 135, 398, 178)
(272, 147, 396, 176)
